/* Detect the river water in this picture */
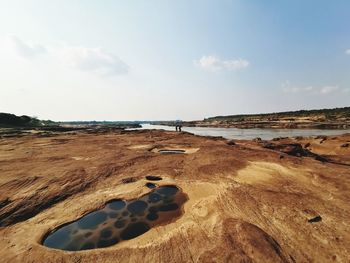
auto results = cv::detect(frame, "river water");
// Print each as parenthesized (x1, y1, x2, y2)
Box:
(133, 124, 350, 140)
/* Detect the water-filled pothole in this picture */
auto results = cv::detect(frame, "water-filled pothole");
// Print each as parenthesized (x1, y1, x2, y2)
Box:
(42, 185, 187, 251)
(145, 175, 162, 181)
(145, 182, 156, 189)
(159, 149, 185, 154)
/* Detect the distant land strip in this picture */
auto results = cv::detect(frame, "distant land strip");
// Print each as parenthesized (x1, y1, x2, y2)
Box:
(154, 107, 350, 129)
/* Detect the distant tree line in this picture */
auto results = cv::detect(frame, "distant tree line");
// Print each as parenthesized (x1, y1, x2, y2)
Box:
(205, 107, 350, 122)
(59, 120, 143, 125)
(0, 113, 55, 127)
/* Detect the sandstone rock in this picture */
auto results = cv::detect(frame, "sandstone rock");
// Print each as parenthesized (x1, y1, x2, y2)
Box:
(262, 143, 328, 162)
(0, 129, 349, 262)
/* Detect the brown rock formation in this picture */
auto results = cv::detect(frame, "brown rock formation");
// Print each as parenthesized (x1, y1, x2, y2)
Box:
(0, 129, 349, 262)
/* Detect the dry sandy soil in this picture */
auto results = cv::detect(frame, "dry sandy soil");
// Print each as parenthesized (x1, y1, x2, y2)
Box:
(0, 129, 349, 262)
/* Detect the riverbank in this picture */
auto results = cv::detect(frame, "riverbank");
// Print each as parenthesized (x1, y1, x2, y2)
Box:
(0, 127, 349, 262)
(155, 107, 350, 129)
(156, 119, 350, 129)
(185, 120, 349, 129)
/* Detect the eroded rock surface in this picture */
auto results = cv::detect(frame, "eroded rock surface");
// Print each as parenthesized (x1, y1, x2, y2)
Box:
(0, 129, 349, 262)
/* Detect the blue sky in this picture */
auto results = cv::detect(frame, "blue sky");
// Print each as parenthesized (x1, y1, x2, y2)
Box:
(0, 0, 349, 121)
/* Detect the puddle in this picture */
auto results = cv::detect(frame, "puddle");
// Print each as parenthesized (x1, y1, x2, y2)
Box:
(308, 215, 322, 223)
(158, 149, 185, 154)
(42, 185, 187, 251)
(145, 175, 162, 181)
(145, 182, 157, 189)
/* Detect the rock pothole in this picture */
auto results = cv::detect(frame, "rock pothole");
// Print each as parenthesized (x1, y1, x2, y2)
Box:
(145, 175, 162, 181)
(158, 149, 186, 154)
(42, 185, 187, 251)
(145, 182, 156, 189)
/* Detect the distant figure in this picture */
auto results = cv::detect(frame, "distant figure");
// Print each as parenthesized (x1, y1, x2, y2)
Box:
(175, 120, 182, 132)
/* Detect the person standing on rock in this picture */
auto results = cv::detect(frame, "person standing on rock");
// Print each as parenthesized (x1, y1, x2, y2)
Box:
(175, 120, 182, 132)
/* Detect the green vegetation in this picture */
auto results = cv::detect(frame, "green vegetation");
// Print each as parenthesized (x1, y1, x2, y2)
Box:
(205, 107, 350, 122)
(0, 113, 55, 127)
(59, 121, 142, 126)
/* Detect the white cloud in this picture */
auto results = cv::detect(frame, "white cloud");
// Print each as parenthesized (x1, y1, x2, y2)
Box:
(8, 35, 47, 58)
(59, 46, 128, 76)
(345, 49, 350, 55)
(320, 86, 339, 94)
(4, 35, 128, 77)
(194, 55, 249, 72)
(282, 81, 344, 95)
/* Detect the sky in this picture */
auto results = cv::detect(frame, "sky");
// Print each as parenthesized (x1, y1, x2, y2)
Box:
(0, 0, 349, 121)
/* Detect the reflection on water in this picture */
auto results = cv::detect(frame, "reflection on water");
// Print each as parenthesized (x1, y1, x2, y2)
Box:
(43, 185, 187, 251)
(133, 124, 350, 140)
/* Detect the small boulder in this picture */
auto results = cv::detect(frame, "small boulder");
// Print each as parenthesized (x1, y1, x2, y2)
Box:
(227, 140, 236, 146)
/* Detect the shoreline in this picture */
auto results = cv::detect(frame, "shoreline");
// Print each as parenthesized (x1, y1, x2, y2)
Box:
(154, 121, 350, 129)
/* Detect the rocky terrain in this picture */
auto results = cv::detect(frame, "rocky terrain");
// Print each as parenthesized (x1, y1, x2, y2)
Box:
(0, 127, 349, 262)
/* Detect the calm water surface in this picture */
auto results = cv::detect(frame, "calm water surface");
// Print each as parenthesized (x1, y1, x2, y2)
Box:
(133, 124, 350, 140)
(43, 184, 187, 251)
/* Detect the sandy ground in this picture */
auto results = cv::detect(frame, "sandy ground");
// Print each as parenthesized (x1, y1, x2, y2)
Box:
(0, 129, 349, 262)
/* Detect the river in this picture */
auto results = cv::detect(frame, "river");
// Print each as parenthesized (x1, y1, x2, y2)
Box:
(132, 124, 350, 140)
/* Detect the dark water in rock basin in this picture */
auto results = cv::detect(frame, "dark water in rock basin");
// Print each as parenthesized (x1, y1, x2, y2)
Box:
(43, 185, 187, 251)
(145, 182, 157, 189)
(145, 175, 162, 181)
(159, 149, 185, 154)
